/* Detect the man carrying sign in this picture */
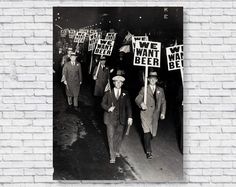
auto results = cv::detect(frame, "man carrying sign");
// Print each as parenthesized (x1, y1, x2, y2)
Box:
(135, 71, 166, 159)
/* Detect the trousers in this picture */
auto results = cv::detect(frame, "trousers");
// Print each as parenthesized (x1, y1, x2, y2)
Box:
(144, 132, 152, 153)
(106, 122, 125, 160)
(67, 96, 78, 107)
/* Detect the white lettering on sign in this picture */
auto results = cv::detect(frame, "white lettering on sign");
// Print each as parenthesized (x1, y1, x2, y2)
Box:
(166, 45, 183, 71)
(133, 41, 161, 67)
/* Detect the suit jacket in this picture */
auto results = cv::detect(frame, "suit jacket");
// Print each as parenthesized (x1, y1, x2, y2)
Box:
(101, 88, 132, 126)
(93, 65, 109, 97)
(62, 62, 82, 97)
(135, 85, 166, 136)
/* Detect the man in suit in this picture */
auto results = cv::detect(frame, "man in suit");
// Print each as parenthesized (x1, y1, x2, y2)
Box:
(135, 71, 166, 159)
(93, 57, 109, 97)
(101, 75, 133, 164)
(62, 53, 82, 111)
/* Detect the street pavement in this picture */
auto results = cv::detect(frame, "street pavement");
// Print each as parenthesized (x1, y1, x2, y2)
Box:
(53, 79, 182, 181)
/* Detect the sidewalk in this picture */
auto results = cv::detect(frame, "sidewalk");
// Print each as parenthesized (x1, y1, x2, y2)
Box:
(121, 109, 183, 182)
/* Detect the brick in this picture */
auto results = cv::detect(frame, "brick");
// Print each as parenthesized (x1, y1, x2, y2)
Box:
(33, 119, 52, 126)
(34, 45, 52, 52)
(12, 45, 34, 52)
(24, 112, 46, 118)
(203, 9, 223, 15)
(203, 169, 223, 176)
(210, 31, 231, 37)
(12, 16, 34, 22)
(0, 176, 12, 183)
(34, 176, 51, 182)
(2, 38, 25, 44)
(3, 112, 24, 119)
(24, 168, 45, 176)
(12, 30, 33, 37)
(202, 23, 224, 30)
(12, 176, 34, 182)
(34, 89, 52, 96)
(3, 9, 24, 15)
(202, 38, 223, 45)
(211, 16, 232, 23)
(189, 176, 210, 182)
(17, 75, 35, 81)
(34, 15, 51, 22)
(3, 23, 25, 30)
(211, 162, 233, 169)
(0, 104, 15, 111)
(3, 169, 24, 175)
(201, 82, 222, 89)
(0, 16, 12, 22)
(190, 16, 210, 23)
(36, 104, 51, 111)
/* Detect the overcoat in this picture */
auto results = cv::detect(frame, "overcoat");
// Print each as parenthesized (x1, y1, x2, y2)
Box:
(93, 65, 109, 97)
(101, 89, 132, 126)
(62, 61, 82, 97)
(135, 85, 166, 137)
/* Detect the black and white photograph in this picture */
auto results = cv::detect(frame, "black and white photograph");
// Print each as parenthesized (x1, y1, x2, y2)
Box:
(53, 7, 183, 181)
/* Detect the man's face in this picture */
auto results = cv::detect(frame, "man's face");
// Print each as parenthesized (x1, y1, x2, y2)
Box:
(70, 56, 76, 63)
(113, 80, 123, 89)
(148, 77, 158, 86)
(100, 60, 106, 66)
(67, 50, 72, 56)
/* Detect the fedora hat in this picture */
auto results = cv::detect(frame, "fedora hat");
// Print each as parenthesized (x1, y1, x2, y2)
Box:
(99, 56, 106, 61)
(148, 71, 158, 78)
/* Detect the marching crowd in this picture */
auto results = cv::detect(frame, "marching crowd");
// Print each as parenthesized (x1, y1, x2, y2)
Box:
(54, 45, 167, 164)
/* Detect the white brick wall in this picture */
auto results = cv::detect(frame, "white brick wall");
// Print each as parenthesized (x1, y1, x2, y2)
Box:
(0, 0, 235, 186)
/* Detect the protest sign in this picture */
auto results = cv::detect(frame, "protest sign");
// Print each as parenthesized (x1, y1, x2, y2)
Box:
(132, 36, 149, 52)
(133, 41, 161, 68)
(105, 32, 117, 41)
(166, 45, 183, 71)
(79, 29, 89, 35)
(74, 32, 87, 43)
(94, 39, 114, 56)
(89, 29, 97, 35)
(88, 32, 99, 51)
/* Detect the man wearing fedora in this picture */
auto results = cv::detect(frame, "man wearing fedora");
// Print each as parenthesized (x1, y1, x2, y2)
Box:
(135, 71, 166, 159)
(62, 53, 82, 111)
(101, 74, 133, 164)
(93, 56, 109, 97)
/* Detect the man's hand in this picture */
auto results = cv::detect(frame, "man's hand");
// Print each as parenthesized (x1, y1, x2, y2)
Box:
(127, 118, 133, 126)
(160, 114, 165, 120)
(108, 106, 115, 112)
(63, 81, 67, 85)
(80, 81, 82, 85)
(93, 76, 97, 80)
(140, 102, 147, 110)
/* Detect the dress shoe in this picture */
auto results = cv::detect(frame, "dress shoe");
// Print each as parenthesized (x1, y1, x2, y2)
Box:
(74, 106, 80, 111)
(109, 158, 116, 164)
(115, 152, 120, 158)
(146, 152, 153, 159)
